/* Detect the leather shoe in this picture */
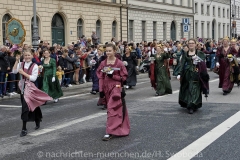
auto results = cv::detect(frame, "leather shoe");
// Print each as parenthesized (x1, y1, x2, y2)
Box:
(20, 130, 28, 137)
(188, 109, 194, 114)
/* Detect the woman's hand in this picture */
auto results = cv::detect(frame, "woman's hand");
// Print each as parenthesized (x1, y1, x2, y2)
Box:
(15, 54, 21, 61)
(18, 68, 24, 75)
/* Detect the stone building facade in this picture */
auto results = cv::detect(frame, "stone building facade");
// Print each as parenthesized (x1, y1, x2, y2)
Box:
(128, 0, 194, 42)
(231, 0, 240, 37)
(194, 0, 230, 40)
(0, 0, 128, 46)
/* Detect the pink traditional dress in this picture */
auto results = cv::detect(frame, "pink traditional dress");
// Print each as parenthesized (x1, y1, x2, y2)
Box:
(97, 58, 130, 136)
(13, 61, 52, 122)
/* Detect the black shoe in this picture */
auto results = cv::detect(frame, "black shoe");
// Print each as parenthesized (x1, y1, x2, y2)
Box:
(155, 93, 159, 96)
(102, 134, 113, 141)
(35, 125, 40, 130)
(102, 105, 107, 110)
(0, 94, 3, 98)
(188, 109, 194, 114)
(20, 130, 28, 137)
(90, 91, 97, 95)
(223, 92, 228, 95)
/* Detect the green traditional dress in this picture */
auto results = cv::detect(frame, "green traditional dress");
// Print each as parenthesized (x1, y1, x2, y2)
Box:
(173, 50, 182, 76)
(178, 50, 206, 110)
(42, 58, 63, 99)
(154, 53, 172, 95)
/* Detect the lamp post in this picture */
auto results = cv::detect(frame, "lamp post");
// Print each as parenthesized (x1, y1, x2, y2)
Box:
(32, 0, 39, 50)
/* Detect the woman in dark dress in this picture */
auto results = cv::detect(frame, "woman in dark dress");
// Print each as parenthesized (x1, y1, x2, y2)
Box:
(122, 46, 137, 89)
(177, 39, 208, 114)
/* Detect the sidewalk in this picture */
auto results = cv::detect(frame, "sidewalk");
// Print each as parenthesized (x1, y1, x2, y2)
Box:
(0, 73, 149, 101)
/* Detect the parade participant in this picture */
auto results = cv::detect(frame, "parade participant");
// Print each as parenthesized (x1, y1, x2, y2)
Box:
(216, 36, 238, 95)
(90, 47, 104, 95)
(149, 45, 172, 96)
(41, 50, 63, 103)
(231, 38, 239, 52)
(97, 43, 130, 141)
(172, 44, 182, 76)
(12, 49, 52, 137)
(122, 46, 137, 89)
(177, 39, 209, 114)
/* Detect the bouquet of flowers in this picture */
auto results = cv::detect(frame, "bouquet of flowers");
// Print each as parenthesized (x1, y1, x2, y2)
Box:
(101, 66, 114, 74)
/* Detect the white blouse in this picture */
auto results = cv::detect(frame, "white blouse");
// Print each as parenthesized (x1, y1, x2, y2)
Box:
(12, 61, 39, 82)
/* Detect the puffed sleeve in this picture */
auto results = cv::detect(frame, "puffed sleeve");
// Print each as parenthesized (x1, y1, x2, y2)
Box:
(96, 60, 105, 92)
(112, 61, 128, 82)
(12, 61, 21, 74)
(51, 58, 57, 77)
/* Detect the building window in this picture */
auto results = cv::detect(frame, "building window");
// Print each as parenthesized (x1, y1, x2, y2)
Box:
(218, 8, 220, 17)
(153, 21, 157, 40)
(207, 5, 210, 15)
(201, 22, 204, 38)
(218, 23, 221, 38)
(227, 9, 229, 18)
(195, 3, 198, 13)
(238, 6, 240, 18)
(172, 0, 174, 5)
(207, 23, 210, 38)
(163, 22, 166, 40)
(223, 24, 225, 37)
(188, 0, 191, 7)
(195, 22, 198, 38)
(96, 20, 101, 43)
(223, 8, 225, 17)
(201, 4, 204, 15)
(213, 6, 215, 16)
(227, 24, 229, 35)
(2, 14, 12, 45)
(129, 20, 134, 41)
(112, 21, 117, 38)
(112, 0, 116, 3)
(180, 0, 182, 6)
(142, 21, 146, 41)
(77, 18, 83, 38)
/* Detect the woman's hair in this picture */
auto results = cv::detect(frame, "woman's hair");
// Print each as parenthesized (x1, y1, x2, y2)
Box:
(23, 48, 34, 55)
(188, 38, 197, 44)
(62, 47, 68, 53)
(105, 43, 117, 51)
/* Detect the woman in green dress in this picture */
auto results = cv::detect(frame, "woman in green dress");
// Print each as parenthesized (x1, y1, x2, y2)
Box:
(154, 45, 172, 96)
(177, 39, 206, 114)
(172, 44, 183, 76)
(41, 50, 63, 103)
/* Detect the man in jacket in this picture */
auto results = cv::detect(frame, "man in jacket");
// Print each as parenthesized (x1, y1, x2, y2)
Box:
(0, 45, 10, 97)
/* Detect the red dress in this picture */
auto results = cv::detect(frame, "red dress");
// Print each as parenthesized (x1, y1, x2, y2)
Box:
(216, 46, 237, 92)
(97, 58, 130, 136)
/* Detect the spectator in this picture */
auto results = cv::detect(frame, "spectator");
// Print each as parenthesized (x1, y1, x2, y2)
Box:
(91, 30, 98, 45)
(0, 45, 10, 97)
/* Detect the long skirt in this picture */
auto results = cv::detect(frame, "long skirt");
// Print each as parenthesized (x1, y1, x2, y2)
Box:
(91, 69, 99, 92)
(126, 65, 137, 86)
(21, 94, 42, 122)
(42, 75, 63, 99)
(104, 84, 130, 136)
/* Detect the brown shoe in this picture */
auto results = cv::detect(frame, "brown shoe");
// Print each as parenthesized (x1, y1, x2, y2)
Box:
(75, 82, 80, 85)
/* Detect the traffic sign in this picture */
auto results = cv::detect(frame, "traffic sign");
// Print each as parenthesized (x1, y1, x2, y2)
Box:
(183, 25, 190, 32)
(182, 18, 190, 25)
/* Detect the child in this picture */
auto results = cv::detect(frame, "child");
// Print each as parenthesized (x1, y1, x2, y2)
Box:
(96, 44, 130, 141)
(56, 66, 64, 86)
(12, 49, 52, 137)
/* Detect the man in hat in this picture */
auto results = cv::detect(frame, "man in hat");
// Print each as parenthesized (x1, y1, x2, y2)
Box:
(91, 30, 98, 45)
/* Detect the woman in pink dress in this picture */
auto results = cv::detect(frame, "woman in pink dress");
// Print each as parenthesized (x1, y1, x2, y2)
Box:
(97, 44, 130, 141)
(12, 49, 52, 137)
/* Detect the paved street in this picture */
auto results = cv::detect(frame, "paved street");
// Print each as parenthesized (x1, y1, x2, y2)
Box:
(0, 71, 240, 160)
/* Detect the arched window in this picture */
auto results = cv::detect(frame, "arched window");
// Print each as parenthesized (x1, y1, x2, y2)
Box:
(77, 19, 83, 38)
(51, 13, 65, 46)
(96, 20, 101, 43)
(112, 21, 117, 38)
(2, 14, 12, 45)
(31, 16, 40, 41)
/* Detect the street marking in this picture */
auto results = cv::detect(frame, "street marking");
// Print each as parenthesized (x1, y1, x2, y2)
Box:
(60, 93, 91, 100)
(29, 112, 106, 136)
(167, 111, 240, 160)
(0, 105, 21, 108)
